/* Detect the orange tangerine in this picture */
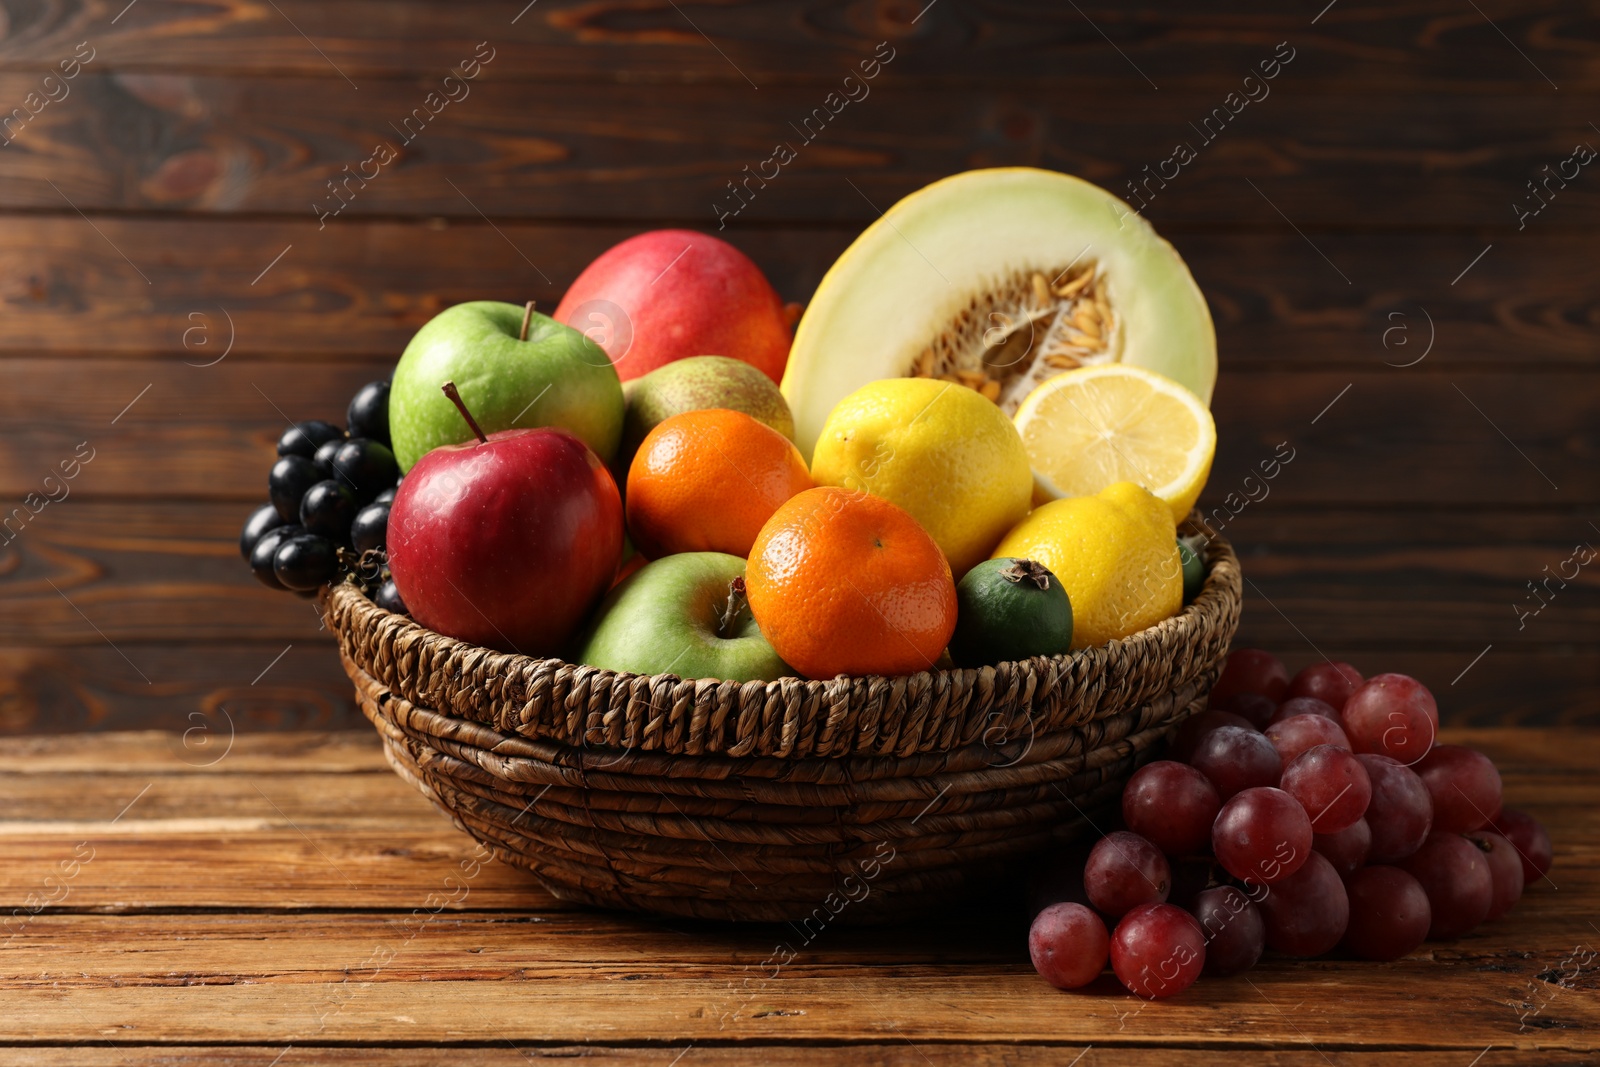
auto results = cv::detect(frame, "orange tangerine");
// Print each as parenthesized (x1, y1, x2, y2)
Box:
(745, 486, 957, 678)
(626, 408, 812, 559)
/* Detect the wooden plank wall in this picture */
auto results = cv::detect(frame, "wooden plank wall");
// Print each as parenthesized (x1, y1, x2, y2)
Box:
(0, 0, 1594, 732)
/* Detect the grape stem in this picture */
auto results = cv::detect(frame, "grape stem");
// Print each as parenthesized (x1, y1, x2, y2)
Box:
(440, 381, 489, 445)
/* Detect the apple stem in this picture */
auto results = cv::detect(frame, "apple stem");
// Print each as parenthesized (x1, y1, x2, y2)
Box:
(519, 300, 536, 342)
(717, 576, 748, 639)
(440, 380, 490, 445)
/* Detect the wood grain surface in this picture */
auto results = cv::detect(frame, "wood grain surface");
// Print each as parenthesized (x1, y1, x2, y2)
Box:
(5, 75, 1600, 228)
(0, 0, 1595, 88)
(0, 0, 1593, 735)
(0, 729, 1593, 1062)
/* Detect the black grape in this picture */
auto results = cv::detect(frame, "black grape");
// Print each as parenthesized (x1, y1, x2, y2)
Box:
(239, 503, 284, 560)
(329, 438, 400, 502)
(300, 480, 359, 542)
(375, 578, 407, 615)
(249, 524, 302, 590)
(268, 456, 321, 523)
(276, 420, 344, 459)
(351, 502, 389, 554)
(346, 380, 391, 445)
(273, 534, 339, 591)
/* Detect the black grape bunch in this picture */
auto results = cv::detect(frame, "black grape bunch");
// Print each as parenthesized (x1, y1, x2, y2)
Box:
(237, 379, 407, 614)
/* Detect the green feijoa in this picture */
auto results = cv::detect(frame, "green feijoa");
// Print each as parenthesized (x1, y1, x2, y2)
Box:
(949, 558, 1073, 668)
(1179, 536, 1206, 602)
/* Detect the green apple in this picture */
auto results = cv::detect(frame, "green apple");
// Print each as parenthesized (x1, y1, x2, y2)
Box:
(389, 301, 624, 472)
(619, 355, 794, 470)
(578, 552, 790, 682)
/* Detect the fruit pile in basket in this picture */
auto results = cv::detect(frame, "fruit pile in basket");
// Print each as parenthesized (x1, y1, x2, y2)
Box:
(1028, 648, 1555, 998)
(238, 169, 1223, 678)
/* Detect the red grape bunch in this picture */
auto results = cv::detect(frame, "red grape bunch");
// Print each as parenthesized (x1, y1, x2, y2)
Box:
(1028, 648, 1552, 998)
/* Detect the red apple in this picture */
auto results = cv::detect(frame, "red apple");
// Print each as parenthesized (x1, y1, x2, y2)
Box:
(387, 384, 622, 656)
(554, 230, 792, 383)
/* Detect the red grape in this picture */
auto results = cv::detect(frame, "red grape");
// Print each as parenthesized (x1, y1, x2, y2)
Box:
(1211, 691, 1277, 729)
(1084, 831, 1171, 918)
(1358, 754, 1434, 863)
(1287, 661, 1363, 710)
(1470, 830, 1525, 921)
(1267, 695, 1340, 726)
(1490, 808, 1553, 885)
(1171, 709, 1254, 762)
(1122, 761, 1221, 857)
(1190, 726, 1283, 800)
(1029, 901, 1110, 989)
(1109, 903, 1207, 999)
(1190, 885, 1265, 976)
(1314, 817, 1372, 879)
(1416, 745, 1502, 833)
(1265, 714, 1351, 766)
(1210, 648, 1290, 706)
(1280, 745, 1371, 833)
(1400, 832, 1493, 939)
(1212, 786, 1312, 885)
(1341, 673, 1438, 765)
(1256, 851, 1349, 957)
(1343, 865, 1431, 961)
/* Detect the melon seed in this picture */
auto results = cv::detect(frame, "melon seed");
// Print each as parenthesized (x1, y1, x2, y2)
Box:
(1031, 272, 1052, 307)
(906, 262, 1116, 416)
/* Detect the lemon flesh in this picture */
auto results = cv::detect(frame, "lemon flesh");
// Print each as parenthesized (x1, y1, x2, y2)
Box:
(1015, 364, 1216, 523)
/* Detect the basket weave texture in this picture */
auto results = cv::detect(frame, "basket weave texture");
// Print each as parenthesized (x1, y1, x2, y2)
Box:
(328, 531, 1241, 922)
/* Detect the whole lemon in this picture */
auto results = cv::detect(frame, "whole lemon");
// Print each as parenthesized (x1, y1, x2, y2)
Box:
(809, 379, 1033, 577)
(992, 481, 1181, 649)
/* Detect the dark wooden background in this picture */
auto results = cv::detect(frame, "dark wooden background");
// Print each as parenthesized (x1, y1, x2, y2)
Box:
(0, 0, 1594, 734)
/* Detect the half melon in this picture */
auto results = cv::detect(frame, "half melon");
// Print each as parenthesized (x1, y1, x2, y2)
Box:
(783, 168, 1216, 460)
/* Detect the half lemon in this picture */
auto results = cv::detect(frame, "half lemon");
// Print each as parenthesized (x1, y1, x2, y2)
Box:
(1014, 364, 1216, 522)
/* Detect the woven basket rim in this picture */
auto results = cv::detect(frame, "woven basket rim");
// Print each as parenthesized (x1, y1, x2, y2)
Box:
(327, 525, 1240, 760)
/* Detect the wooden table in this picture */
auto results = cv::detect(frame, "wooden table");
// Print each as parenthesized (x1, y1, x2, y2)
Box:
(2, 728, 1595, 1064)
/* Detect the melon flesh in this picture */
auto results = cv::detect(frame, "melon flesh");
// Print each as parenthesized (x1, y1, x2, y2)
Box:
(782, 168, 1216, 460)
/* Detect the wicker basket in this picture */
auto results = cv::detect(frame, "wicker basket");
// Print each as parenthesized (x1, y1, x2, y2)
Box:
(327, 528, 1241, 922)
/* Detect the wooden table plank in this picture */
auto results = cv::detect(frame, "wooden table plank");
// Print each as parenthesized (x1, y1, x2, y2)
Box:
(5, 968, 1594, 1051)
(0, 1052, 1562, 1067)
(0, 830, 561, 911)
(0, 216, 846, 360)
(0, 0, 1592, 89)
(0, 644, 356, 735)
(0, 729, 1593, 1058)
(8, 75, 1600, 228)
(2, 901, 1593, 979)
(1, 219, 1597, 366)
(0, 731, 384, 774)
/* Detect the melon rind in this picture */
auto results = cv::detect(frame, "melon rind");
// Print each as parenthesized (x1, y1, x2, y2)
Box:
(783, 168, 1217, 460)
